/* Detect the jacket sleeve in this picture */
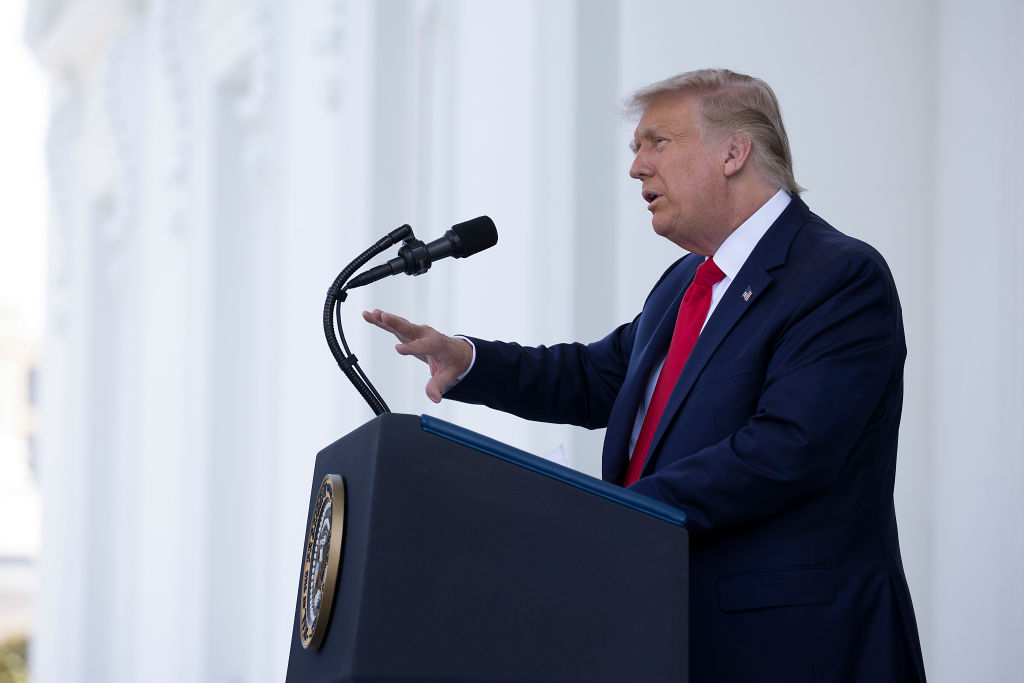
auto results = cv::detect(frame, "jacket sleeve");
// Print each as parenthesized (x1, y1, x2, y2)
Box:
(443, 256, 693, 430)
(443, 317, 639, 430)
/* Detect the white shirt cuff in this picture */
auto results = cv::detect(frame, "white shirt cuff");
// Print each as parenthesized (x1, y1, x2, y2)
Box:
(451, 335, 476, 383)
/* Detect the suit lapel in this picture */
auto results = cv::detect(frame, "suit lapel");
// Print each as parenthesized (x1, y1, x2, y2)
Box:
(640, 197, 810, 476)
(640, 268, 773, 473)
(630, 269, 695, 390)
(601, 257, 699, 482)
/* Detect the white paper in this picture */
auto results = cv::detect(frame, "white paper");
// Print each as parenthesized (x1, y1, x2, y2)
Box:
(541, 444, 567, 467)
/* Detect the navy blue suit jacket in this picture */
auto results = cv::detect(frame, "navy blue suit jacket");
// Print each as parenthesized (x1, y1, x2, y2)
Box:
(446, 197, 926, 682)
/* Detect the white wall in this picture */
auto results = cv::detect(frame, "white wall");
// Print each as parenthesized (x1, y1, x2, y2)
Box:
(931, 1, 1024, 680)
(25, 0, 1023, 681)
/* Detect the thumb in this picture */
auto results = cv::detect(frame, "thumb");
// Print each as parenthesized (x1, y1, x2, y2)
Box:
(425, 365, 462, 403)
(425, 376, 445, 404)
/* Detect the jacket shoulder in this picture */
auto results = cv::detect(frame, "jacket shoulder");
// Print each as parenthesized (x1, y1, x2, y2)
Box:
(797, 210, 891, 269)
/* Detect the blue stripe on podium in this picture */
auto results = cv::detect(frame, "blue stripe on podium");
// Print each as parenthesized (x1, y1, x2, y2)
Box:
(420, 414, 687, 528)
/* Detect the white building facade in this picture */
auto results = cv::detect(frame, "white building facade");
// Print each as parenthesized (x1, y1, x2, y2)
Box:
(25, 0, 1023, 681)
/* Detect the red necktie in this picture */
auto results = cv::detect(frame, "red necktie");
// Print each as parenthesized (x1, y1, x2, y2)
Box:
(623, 258, 726, 487)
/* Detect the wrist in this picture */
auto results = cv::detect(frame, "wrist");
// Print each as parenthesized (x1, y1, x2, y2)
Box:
(451, 335, 476, 383)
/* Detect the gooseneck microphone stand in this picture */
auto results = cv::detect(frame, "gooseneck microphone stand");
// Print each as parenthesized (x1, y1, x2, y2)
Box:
(323, 224, 416, 416)
(325, 216, 497, 416)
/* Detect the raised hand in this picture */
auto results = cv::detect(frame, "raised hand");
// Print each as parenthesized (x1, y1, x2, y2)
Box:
(361, 309, 474, 403)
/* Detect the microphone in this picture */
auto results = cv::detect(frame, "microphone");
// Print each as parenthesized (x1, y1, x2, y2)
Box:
(346, 216, 498, 289)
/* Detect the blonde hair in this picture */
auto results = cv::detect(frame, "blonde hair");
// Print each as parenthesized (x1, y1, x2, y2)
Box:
(626, 69, 804, 194)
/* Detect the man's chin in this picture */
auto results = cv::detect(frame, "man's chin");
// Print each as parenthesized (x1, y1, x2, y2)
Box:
(650, 218, 675, 239)
(650, 222, 695, 252)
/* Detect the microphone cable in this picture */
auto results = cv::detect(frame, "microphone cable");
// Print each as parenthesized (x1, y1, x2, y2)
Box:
(323, 225, 412, 415)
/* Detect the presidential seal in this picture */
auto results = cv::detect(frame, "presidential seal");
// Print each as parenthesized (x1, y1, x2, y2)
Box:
(299, 474, 346, 650)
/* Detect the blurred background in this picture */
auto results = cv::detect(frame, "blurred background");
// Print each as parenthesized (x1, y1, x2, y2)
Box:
(1, 0, 1021, 681)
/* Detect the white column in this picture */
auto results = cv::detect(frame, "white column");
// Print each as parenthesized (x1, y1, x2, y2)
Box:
(930, 1, 1024, 680)
(33, 84, 92, 683)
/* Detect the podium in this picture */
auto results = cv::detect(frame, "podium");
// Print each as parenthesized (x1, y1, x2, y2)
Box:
(285, 413, 689, 682)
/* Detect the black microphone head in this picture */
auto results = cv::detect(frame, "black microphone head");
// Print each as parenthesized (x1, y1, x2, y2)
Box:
(448, 216, 498, 258)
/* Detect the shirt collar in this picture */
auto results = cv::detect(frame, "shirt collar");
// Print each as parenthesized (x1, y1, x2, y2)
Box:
(711, 188, 792, 280)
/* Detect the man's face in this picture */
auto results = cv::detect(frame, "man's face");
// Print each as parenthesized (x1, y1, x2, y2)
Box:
(629, 96, 727, 254)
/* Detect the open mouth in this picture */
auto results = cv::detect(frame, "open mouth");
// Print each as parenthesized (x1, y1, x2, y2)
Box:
(643, 191, 661, 204)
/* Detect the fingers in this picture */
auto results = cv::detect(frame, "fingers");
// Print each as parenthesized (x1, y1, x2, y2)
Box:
(361, 309, 384, 326)
(362, 309, 423, 344)
(365, 309, 450, 360)
(394, 334, 446, 359)
(362, 309, 473, 403)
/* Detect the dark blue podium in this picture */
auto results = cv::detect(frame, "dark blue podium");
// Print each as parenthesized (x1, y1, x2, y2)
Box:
(286, 413, 689, 682)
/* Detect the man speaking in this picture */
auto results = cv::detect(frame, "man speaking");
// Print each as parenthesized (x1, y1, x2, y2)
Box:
(363, 69, 926, 683)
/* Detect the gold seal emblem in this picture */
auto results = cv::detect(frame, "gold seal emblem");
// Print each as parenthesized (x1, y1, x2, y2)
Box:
(299, 474, 346, 650)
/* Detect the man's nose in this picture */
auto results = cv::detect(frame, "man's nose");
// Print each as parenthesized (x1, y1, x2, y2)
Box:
(630, 152, 650, 179)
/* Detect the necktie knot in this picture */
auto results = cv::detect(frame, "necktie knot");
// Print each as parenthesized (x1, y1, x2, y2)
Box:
(694, 257, 726, 288)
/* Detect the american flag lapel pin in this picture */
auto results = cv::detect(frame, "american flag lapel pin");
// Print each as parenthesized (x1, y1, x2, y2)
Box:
(742, 286, 753, 302)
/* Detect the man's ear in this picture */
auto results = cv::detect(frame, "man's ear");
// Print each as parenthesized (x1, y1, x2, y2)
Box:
(723, 132, 753, 178)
